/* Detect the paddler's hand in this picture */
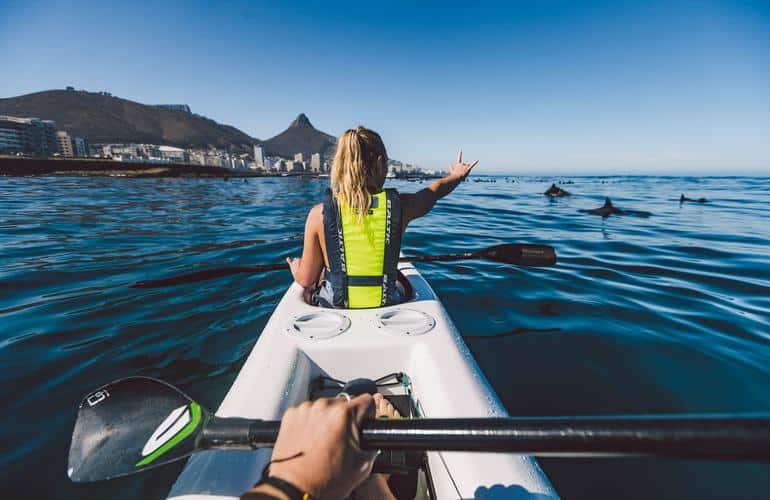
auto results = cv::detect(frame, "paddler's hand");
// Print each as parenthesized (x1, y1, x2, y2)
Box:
(446, 149, 479, 181)
(257, 395, 379, 499)
(286, 257, 301, 281)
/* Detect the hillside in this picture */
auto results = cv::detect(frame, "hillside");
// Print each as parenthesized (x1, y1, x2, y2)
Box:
(0, 90, 257, 151)
(260, 113, 336, 159)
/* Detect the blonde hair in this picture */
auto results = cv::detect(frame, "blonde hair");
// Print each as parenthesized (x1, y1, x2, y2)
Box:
(331, 127, 388, 223)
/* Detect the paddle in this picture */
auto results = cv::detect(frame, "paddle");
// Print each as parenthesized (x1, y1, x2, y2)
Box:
(68, 377, 770, 482)
(129, 243, 557, 289)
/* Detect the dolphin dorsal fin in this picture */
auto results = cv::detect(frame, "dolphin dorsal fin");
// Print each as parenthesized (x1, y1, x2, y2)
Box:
(603, 197, 613, 208)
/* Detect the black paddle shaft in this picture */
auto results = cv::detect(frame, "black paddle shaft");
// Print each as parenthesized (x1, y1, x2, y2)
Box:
(66, 377, 770, 483)
(130, 243, 557, 288)
(201, 414, 770, 461)
(405, 251, 477, 263)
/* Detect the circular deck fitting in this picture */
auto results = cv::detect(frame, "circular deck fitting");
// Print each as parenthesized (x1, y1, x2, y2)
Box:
(288, 311, 351, 341)
(375, 308, 436, 337)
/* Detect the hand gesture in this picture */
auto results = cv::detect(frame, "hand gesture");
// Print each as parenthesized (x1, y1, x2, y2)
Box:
(447, 149, 479, 180)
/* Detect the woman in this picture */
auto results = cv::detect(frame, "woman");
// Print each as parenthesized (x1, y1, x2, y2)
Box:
(287, 126, 477, 309)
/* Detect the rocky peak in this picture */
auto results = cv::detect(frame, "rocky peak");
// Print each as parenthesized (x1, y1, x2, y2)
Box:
(290, 113, 314, 129)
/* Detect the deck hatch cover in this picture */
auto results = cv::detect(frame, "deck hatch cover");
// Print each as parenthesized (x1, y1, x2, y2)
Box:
(375, 309, 436, 336)
(289, 311, 351, 340)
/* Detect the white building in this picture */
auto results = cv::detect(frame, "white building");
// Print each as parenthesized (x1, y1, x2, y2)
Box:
(311, 153, 321, 173)
(136, 144, 160, 159)
(111, 144, 139, 158)
(56, 131, 74, 157)
(253, 145, 264, 166)
(189, 151, 206, 165)
(158, 145, 186, 163)
(205, 155, 227, 168)
(230, 157, 248, 170)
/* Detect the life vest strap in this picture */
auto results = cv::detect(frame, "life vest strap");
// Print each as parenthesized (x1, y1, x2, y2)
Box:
(347, 275, 387, 287)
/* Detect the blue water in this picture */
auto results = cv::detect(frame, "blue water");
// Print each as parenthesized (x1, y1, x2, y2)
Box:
(2, 175, 770, 499)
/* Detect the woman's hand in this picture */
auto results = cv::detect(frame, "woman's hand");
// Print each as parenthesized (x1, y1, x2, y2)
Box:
(401, 149, 480, 226)
(263, 395, 378, 499)
(447, 149, 479, 180)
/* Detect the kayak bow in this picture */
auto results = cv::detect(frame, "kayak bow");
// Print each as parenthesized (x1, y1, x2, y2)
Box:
(165, 260, 557, 499)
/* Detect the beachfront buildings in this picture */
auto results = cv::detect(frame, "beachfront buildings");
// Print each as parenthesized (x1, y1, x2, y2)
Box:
(0, 115, 90, 158)
(157, 146, 186, 163)
(0, 125, 23, 152)
(55, 131, 90, 157)
(95, 143, 190, 164)
(0, 112, 426, 176)
(56, 131, 74, 157)
(253, 145, 264, 167)
(72, 137, 88, 157)
(0, 115, 57, 156)
(311, 153, 321, 172)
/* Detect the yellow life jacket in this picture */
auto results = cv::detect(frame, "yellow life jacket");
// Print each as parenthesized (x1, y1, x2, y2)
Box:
(322, 188, 402, 308)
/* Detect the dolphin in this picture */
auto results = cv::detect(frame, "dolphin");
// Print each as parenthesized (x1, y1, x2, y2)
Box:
(544, 183, 570, 197)
(680, 193, 707, 203)
(581, 197, 651, 218)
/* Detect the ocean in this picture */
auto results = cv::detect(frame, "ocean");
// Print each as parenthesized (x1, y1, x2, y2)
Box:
(2, 175, 769, 499)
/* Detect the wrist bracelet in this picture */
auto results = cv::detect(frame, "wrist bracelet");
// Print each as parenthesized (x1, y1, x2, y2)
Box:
(256, 476, 313, 500)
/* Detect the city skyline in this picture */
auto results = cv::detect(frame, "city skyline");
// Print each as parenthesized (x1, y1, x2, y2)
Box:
(1, 1, 769, 174)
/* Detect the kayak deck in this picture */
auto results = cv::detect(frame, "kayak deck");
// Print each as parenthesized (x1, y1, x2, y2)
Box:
(167, 263, 557, 499)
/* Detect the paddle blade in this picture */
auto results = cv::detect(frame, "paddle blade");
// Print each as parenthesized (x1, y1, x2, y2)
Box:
(483, 244, 556, 266)
(130, 265, 284, 289)
(68, 377, 210, 482)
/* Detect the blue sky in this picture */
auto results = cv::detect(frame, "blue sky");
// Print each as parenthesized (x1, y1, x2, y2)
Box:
(1, 0, 768, 173)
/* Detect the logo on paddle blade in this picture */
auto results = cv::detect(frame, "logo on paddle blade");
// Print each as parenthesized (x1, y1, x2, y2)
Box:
(85, 389, 110, 407)
(142, 405, 191, 457)
(135, 402, 201, 468)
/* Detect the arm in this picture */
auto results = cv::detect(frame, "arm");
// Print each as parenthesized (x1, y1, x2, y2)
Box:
(242, 395, 378, 500)
(286, 204, 325, 288)
(401, 150, 479, 228)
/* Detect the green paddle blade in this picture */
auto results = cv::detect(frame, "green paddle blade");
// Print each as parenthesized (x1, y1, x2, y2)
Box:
(68, 377, 210, 482)
(482, 244, 557, 266)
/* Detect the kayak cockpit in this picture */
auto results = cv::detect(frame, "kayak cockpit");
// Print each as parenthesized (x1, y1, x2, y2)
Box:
(301, 266, 416, 308)
(166, 262, 557, 500)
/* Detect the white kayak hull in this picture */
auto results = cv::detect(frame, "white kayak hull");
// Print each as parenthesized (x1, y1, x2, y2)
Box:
(168, 263, 557, 499)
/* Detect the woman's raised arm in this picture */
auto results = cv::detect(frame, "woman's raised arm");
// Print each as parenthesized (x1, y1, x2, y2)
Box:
(401, 149, 478, 228)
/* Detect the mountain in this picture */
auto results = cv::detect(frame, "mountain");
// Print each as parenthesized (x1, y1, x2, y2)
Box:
(260, 113, 336, 160)
(0, 90, 257, 151)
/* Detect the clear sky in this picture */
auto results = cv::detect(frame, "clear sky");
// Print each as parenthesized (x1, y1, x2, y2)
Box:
(1, 0, 768, 174)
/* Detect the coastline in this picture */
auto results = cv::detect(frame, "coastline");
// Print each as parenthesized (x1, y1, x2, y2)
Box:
(0, 156, 445, 179)
(0, 156, 281, 178)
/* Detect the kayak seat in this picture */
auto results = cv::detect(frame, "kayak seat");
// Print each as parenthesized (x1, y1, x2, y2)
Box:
(304, 269, 415, 308)
(388, 467, 420, 500)
(397, 269, 414, 302)
(311, 374, 424, 499)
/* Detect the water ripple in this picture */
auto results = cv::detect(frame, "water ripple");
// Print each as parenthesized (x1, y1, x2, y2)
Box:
(1, 175, 770, 499)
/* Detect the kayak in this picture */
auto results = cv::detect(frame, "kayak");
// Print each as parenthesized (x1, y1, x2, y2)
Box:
(166, 261, 557, 499)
